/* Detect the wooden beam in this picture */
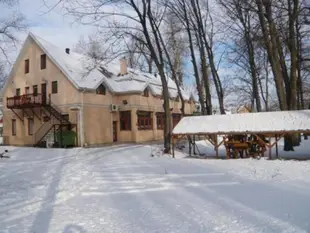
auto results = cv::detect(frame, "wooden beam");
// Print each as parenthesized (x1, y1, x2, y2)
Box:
(268, 136, 272, 159)
(172, 136, 175, 159)
(215, 135, 219, 158)
(270, 133, 285, 147)
(275, 134, 279, 159)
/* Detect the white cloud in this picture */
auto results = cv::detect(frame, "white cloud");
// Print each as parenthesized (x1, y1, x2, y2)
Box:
(8, 0, 95, 61)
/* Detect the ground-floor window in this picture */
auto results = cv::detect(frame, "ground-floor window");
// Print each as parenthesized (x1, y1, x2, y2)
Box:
(137, 111, 152, 130)
(28, 118, 34, 135)
(156, 112, 164, 130)
(172, 113, 182, 128)
(12, 119, 16, 136)
(120, 111, 131, 130)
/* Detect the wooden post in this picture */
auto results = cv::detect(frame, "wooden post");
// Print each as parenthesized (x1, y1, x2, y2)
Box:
(189, 136, 192, 156)
(193, 135, 196, 155)
(172, 136, 175, 158)
(268, 136, 272, 160)
(215, 135, 219, 158)
(275, 134, 279, 159)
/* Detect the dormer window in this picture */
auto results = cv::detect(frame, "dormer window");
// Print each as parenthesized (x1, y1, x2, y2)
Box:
(143, 88, 149, 97)
(176, 95, 180, 102)
(96, 84, 106, 95)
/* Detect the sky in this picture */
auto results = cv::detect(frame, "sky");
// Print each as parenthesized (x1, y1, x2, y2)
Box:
(13, 0, 94, 57)
(3, 0, 258, 109)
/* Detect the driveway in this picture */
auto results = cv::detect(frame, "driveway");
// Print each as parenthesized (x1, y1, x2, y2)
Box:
(0, 145, 309, 233)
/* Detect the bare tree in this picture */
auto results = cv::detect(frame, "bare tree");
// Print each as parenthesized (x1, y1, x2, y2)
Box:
(53, 0, 176, 152)
(0, 0, 26, 65)
(219, 0, 263, 112)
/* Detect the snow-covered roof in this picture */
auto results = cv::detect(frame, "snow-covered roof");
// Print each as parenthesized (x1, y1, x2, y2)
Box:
(172, 110, 310, 135)
(26, 33, 195, 100)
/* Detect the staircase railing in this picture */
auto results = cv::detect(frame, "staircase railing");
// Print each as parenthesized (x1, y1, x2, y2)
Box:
(46, 94, 70, 124)
(34, 117, 56, 145)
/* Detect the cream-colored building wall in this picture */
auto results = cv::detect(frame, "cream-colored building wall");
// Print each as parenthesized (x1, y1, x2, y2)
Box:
(3, 38, 81, 107)
(2, 37, 196, 146)
(3, 39, 81, 145)
(81, 91, 194, 145)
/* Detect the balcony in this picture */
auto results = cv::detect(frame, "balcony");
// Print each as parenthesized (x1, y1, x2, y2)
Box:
(6, 93, 48, 109)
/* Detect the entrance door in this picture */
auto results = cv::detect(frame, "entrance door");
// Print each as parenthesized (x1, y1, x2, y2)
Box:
(113, 121, 117, 142)
(41, 83, 47, 105)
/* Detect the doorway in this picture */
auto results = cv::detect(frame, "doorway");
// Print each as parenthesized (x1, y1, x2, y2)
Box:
(113, 121, 117, 142)
(41, 83, 47, 104)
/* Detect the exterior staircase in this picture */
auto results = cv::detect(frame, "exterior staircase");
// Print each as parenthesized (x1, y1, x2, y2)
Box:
(34, 103, 72, 147)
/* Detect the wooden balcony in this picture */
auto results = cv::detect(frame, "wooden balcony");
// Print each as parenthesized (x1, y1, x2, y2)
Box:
(7, 93, 48, 109)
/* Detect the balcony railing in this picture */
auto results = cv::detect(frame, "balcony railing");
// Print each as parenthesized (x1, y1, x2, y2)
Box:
(6, 93, 46, 109)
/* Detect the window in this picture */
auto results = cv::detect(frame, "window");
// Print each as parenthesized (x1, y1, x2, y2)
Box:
(96, 84, 106, 95)
(62, 114, 69, 121)
(156, 112, 164, 130)
(12, 119, 16, 136)
(28, 118, 34, 135)
(25, 59, 29, 73)
(25, 87, 30, 95)
(16, 88, 20, 96)
(52, 81, 58, 94)
(120, 111, 131, 130)
(175, 95, 180, 102)
(137, 111, 152, 130)
(143, 88, 149, 97)
(172, 113, 182, 128)
(33, 85, 38, 95)
(40, 54, 46, 69)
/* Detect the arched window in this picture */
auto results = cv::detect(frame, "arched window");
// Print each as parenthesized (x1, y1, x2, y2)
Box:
(96, 84, 106, 95)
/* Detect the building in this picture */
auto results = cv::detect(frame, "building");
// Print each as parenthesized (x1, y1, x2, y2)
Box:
(1, 33, 196, 147)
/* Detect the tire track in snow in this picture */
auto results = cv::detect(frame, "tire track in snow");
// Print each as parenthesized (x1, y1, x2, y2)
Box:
(187, 183, 308, 233)
(0, 145, 142, 226)
(82, 151, 257, 233)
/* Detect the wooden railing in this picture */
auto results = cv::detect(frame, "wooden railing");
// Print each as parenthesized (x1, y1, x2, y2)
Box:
(7, 94, 44, 108)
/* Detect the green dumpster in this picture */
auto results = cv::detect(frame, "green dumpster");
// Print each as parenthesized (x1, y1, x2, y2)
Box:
(55, 130, 76, 148)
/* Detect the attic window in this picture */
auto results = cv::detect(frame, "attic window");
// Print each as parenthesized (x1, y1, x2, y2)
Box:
(25, 59, 29, 74)
(41, 54, 46, 70)
(96, 84, 106, 95)
(143, 88, 149, 97)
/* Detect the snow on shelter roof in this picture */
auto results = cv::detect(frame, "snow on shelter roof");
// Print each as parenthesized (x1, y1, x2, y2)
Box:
(172, 110, 310, 135)
(24, 33, 195, 100)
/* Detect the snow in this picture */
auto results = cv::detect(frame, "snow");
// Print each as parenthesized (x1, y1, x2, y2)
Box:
(1, 145, 310, 232)
(173, 137, 310, 181)
(173, 110, 310, 135)
(29, 33, 195, 101)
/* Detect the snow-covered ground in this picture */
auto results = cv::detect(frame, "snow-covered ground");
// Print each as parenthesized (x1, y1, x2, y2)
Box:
(1, 145, 310, 232)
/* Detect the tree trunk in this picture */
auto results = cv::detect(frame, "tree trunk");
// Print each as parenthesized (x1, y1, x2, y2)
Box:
(182, 0, 206, 115)
(255, 0, 287, 111)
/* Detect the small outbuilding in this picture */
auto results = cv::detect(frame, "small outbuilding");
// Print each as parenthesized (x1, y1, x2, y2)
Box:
(172, 110, 310, 159)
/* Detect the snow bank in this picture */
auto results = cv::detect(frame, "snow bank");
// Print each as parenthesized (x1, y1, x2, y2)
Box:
(189, 158, 310, 183)
(173, 138, 310, 182)
(173, 110, 310, 135)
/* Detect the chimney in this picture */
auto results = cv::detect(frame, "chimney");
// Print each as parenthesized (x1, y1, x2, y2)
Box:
(120, 57, 127, 75)
(65, 48, 70, 54)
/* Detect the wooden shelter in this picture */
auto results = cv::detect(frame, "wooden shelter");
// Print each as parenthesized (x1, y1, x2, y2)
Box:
(171, 110, 310, 159)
